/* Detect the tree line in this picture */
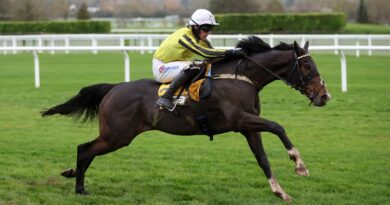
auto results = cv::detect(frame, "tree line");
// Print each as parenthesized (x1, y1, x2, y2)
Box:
(0, 0, 91, 21)
(209, 0, 388, 24)
(0, 0, 388, 25)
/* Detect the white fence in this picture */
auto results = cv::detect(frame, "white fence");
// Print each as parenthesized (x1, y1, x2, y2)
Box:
(1, 34, 390, 91)
(2, 34, 390, 56)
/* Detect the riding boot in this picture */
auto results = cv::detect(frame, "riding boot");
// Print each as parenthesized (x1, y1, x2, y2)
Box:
(156, 69, 198, 111)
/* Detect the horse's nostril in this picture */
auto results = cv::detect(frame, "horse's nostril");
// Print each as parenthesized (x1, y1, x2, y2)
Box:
(321, 93, 331, 101)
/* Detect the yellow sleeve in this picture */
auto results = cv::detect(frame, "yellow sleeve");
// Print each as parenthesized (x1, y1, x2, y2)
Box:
(178, 34, 225, 58)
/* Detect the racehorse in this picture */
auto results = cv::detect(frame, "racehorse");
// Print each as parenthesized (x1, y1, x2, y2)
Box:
(41, 36, 331, 202)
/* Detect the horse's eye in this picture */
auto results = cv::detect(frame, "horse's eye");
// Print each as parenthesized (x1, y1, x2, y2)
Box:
(303, 64, 311, 70)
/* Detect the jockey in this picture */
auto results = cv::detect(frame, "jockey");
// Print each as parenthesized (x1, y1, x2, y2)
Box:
(153, 9, 246, 111)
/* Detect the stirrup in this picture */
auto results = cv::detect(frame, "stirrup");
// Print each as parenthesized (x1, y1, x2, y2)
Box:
(157, 98, 178, 112)
(159, 102, 177, 112)
(165, 102, 178, 112)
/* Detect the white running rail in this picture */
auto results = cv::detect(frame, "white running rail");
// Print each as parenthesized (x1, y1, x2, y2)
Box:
(1, 34, 390, 91)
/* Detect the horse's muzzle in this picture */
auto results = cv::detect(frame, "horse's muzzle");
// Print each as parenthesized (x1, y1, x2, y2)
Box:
(312, 92, 331, 106)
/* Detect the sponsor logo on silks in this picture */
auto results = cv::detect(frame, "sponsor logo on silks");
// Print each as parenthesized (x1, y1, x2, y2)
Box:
(159, 65, 179, 73)
(159, 65, 166, 73)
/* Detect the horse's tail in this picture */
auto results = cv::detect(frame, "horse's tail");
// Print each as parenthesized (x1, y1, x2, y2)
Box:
(41, 83, 117, 122)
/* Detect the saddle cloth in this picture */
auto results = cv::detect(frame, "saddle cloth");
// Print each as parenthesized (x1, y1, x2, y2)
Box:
(157, 78, 206, 106)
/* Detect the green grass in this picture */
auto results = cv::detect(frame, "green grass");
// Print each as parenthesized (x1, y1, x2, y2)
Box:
(0, 52, 389, 205)
(342, 23, 390, 34)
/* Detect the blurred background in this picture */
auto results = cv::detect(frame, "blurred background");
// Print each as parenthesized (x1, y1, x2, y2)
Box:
(0, 0, 388, 30)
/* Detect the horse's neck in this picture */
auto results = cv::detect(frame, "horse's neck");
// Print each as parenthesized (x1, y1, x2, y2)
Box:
(209, 50, 293, 90)
(211, 60, 238, 74)
(249, 50, 293, 89)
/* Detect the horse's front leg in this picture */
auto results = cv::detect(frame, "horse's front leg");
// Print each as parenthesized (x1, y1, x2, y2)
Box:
(238, 113, 309, 176)
(241, 131, 292, 202)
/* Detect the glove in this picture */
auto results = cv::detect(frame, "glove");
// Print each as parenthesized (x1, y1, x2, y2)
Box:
(224, 48, 247, 58)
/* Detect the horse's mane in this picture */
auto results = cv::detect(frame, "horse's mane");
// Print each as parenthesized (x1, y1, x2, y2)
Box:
(236, 36, 292, 55)
(212, 36, 293, 66)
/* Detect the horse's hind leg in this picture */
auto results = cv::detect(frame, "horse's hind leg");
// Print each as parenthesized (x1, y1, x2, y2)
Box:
(61, 159, 94, 178)
(74, 132, 141, 194)
(60, 142, 98, 179)
(75, 138, 116, 194)
(242, 131, 292, 202)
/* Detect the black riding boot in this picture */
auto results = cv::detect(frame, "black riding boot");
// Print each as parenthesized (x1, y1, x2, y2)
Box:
(156, 69, 197, 111)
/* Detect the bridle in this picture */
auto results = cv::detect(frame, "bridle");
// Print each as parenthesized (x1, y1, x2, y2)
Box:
(243, 50, 326, 104)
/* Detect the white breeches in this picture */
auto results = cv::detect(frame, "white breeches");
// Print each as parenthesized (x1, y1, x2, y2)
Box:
(152, 58, 192, 83)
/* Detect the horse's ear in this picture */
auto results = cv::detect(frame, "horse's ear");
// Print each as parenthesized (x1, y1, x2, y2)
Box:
(293, 41, 300, 53)
(304, 41, 309, 51)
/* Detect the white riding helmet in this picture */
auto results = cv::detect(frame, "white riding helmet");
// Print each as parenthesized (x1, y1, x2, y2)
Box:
(188, 9, 219, 26)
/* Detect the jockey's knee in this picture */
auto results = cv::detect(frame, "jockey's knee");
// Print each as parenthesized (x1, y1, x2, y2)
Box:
(190, 60, 205, 69)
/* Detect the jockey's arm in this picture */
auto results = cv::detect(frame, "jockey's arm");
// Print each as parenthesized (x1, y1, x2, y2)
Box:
(178, 34, 226, 58)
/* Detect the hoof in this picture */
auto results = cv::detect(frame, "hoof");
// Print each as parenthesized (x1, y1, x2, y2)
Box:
(274, 191, 292, 203)
(268, 176, 293, 203)
(76, 189, 89, 195)
(283, 194, 293, 203)
(61, 168, 76, 178)
(295, 167, 309, 176)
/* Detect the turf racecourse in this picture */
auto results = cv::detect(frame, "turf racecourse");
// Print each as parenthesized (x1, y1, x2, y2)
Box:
(0, 52, 388, 205)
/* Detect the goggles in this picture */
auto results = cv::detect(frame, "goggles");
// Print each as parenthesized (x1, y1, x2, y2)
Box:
(200, 26, 213, 32)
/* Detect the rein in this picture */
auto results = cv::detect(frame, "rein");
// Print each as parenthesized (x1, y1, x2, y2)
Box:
(205, 52, 324, 105)
(205, 53, 310, 90)
(242, 52, 325, 105)
(242, 53, 309, 92)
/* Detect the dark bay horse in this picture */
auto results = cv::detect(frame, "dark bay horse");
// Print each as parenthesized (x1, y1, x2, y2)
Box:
(42, 36, 331, 202)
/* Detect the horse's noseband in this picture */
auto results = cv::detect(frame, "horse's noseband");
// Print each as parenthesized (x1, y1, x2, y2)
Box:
(289, 52, 326, 104)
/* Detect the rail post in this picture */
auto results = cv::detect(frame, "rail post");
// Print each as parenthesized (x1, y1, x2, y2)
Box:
(148, 37, 153, 54)
(65, 37, 70, 54)
(50, 38, 55, 55)
(12, 37, 17, 54)
(340, 50, 347, 92)
(92, 37, 98, 54)
(334, 34, 339, 55)
(33, 51, 40, 88)
(368, 34, 372, 56)
(123, 51, 130, 82)
(356, 39, 360, 58)
(2, 39, 7, 55)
